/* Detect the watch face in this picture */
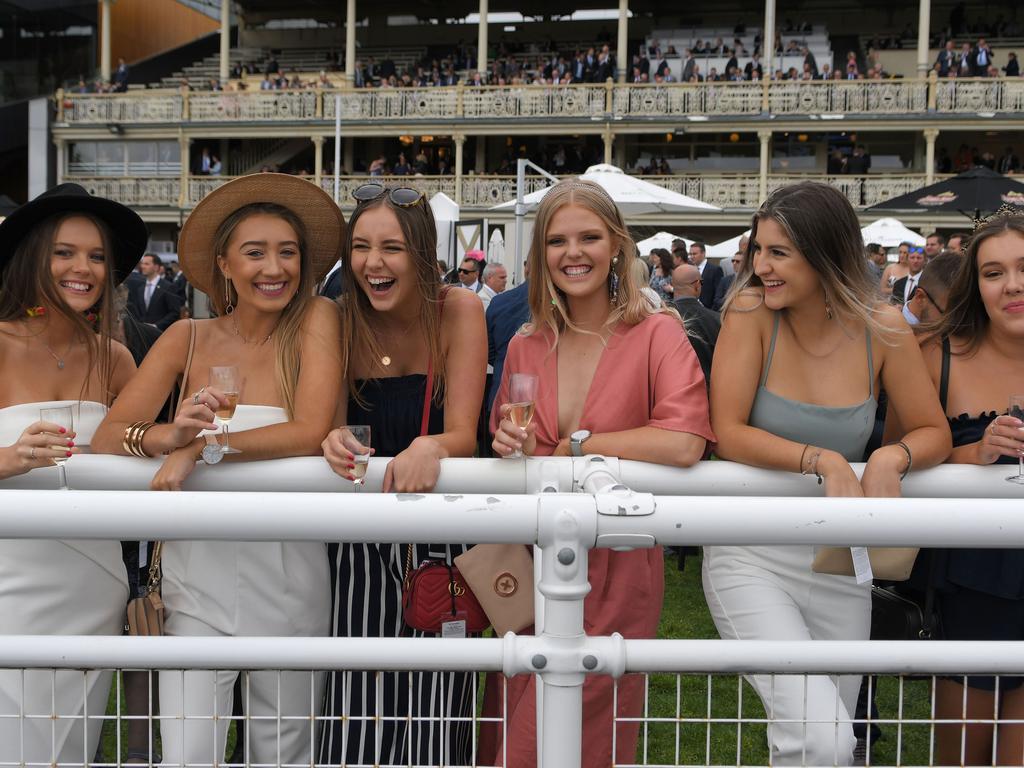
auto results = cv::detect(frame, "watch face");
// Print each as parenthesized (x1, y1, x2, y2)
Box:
(571, 430, 591, 442)
(201, 444, 224, 465)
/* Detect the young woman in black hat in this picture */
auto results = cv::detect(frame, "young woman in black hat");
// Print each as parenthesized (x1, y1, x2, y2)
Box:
(0, 183, 147, 764)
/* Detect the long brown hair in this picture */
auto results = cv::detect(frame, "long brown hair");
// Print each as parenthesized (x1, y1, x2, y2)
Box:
(525, 178, 680, 345)
(931, 212, 1024, 355)
(725, 181, 891, 338)
(212, 202, 314, 419)
(338, 194, 445, 405)
(0, 211, 117, 402)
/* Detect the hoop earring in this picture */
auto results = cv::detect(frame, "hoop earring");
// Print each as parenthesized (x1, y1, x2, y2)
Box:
(608, 255, 620, 305)
(223, 276, 235, 316)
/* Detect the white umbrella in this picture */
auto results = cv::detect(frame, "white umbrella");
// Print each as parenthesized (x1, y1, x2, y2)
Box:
(491, 164, 720, 214)
(707, 230, 752, 261)
(635, 231, 693, 254)
(860, 218, 925, 249)
(488, 228, 506, 265)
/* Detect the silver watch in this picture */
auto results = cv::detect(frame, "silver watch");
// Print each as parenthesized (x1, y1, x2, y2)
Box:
(570, 429, 592, 457)
(200, 436, 223, 465)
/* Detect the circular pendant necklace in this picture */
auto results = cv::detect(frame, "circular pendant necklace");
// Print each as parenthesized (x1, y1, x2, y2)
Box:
(45, 340, 73, 370)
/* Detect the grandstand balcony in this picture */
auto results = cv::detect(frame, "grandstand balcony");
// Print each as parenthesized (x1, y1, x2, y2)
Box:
(60, 172, 950, 221)
(54, 77, 1024, 130)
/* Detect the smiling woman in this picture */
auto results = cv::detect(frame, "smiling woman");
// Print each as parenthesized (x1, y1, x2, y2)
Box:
(91, 173, 346, 768)
(0, 183, 146, 764)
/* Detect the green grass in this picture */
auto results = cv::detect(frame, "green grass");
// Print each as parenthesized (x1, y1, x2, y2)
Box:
(97, 552, 934, 765)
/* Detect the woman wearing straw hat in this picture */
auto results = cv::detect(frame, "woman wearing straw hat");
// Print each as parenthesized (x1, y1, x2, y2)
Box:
(0, 183, 147, 765)
(93, 174, 345, 766)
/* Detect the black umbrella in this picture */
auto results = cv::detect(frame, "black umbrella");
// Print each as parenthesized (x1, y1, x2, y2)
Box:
(866, 167, 1024, 219)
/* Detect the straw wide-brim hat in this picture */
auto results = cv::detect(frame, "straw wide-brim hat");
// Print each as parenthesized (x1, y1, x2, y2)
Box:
(178, 174, 345, 311)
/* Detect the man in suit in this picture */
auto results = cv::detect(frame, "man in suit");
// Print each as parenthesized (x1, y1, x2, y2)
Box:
(901, 252, 960, 329)
(126, 253, 182, 332)
(671, 264, 720, 387)
(112, 58, 130, 92)
(681, 50, 696, 82)
(688, 241, 724, 309)
(485, 277, 530, 412)
(973, 38, 993, 76)
(713, 251, 744, 311)
(936, 40, 956, 76)
(891, 246, 926, 307)
(801, 46, 819, 78)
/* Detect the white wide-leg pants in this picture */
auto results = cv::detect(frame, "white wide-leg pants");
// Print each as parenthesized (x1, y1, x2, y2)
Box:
(0, 541, 128, 767)
(702, 545, 871, 767)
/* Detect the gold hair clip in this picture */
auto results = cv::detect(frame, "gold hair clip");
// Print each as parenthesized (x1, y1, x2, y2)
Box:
(972, 203, 1024, 233)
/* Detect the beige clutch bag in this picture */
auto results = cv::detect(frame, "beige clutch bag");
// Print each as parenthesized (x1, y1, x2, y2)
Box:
(812, 546, 919, 582)
(453, 544, 535, 636)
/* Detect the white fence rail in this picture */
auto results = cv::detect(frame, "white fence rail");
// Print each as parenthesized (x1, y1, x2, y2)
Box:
(2, 458, 1023, 767)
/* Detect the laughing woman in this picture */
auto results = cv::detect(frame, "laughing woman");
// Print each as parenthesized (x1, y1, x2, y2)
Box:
(92, 174, 344, 767)
(0, 184, 146, 765)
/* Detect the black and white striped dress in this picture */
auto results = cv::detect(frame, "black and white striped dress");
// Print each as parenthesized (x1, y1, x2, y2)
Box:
(319, 376, 475, 767)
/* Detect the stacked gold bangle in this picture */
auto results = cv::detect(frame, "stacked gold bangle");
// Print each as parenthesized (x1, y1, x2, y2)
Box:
(123, 421, 155, 458)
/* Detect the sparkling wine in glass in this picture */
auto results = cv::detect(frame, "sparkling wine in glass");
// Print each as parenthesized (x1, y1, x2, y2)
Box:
(209, 366, 242, 455)
(343, 425, 372, 486)
(39, 405, 73, 490)
(506, 373, 538, 459)
(1007, 395, 1024, 484)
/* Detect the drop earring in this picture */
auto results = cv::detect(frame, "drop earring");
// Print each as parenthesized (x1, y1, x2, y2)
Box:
(609, 255, 620, 305)
(223, 276, 235, 316)
(824, 296, 834, 320)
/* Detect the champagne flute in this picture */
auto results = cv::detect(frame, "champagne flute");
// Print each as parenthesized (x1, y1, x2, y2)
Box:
(506, 373, 538, 459)
(343, 425, 372, 486)
(209, 366, 242, 455)
(1007, 395, 1024, 484)
(39, 405, 73, 490)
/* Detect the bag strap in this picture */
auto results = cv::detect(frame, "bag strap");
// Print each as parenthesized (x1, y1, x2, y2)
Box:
(419, 288, 449, 437)
(939, 336, 951, 413)
(145, 541, 163, 595)
(176, 319, 198, 412)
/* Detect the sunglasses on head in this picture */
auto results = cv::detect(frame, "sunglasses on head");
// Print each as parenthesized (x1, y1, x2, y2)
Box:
(352, 183, 424, 208)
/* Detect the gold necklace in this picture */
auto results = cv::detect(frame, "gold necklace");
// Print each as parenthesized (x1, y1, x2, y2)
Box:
(44, 339, 74, 370)
(231, 313, 275, 345)
(376, 317, 418, 367)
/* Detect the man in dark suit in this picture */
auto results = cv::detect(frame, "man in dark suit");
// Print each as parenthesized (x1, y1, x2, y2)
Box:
(688, 241, 724, 309)
(126, 253, 182, 332)
(935, 40, 956, 76)
(891, 246, 926, 307)
(713, 251, 744, 311)
(319, 260, 344, 300)
(485, 278, 530, 412)
(670, 264, 720, 387)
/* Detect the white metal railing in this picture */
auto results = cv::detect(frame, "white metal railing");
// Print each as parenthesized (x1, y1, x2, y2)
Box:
(54, 78, 1024, 126)
(2, 458, 1023, 768)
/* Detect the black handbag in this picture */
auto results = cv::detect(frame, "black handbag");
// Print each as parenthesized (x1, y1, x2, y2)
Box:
(870, 554, 941, 641)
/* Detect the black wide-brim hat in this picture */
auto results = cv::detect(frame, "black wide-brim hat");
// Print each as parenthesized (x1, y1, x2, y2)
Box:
(0, 183, 149, 287)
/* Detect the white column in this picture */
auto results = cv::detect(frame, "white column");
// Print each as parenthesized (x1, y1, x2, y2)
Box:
(345, 0, 357, 87)
(758, 129, 772, 202)
(477, 0, 488, 81)
(219, 0, 230, 84)
(100, 0, 113, 82)
(762, 0, 775, 78)
(312, 136, 324, 187)
(924, 128, 938, 184)
(917, 0, 931, 76)
(54, 138, 65, 186)
(602, 129, 614, 164)
(454, 134, 465, 206)
(616, 0, 628, 84)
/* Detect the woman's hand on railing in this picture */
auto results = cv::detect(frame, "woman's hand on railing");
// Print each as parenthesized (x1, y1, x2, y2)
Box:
(321, 427, 374, 482)
(168, 387, 225, 450)
(974, 414, 1024, 465)
(492, 403, 537, 458)
(382, 437, 441, 493)
(0, 422, 77, 479)
(151, 444, 200, 491)
(816, 450, 865, 498)
(860, 444, 906, 498)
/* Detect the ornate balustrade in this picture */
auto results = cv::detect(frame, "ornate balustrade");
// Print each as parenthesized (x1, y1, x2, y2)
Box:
(55, 78, 1024, 126)
(64, 172, 948, 213)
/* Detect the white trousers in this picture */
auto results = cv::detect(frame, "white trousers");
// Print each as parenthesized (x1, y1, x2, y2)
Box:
(159, 543, 329, 767)
(0, 541, 128, 767)
(702, 545, 871, 767)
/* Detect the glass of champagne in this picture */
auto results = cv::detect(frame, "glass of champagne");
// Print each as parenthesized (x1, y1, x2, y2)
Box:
(1007, 395, 1024, 484)
(506, 373, 538, 459)
(342, 425, 372, 486)
(209, 366, 242, 455)
(39, 405, 73, 490)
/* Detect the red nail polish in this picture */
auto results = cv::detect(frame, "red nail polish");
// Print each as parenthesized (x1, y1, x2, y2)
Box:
(67, 440, 75, 447)
(59, 427, 66, 434)
(347, 463, 356, 470)
(65, 451, 73, 457)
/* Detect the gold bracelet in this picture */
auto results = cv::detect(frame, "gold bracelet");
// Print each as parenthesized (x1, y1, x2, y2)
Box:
(123, 421, 155, 458)
(800, 444, 824, 485)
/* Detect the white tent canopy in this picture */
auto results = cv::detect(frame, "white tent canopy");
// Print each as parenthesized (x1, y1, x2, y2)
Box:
(707, 230, 752, 262)
(635, 231, 693, 255)
(491, 164, 721, 215)
(488, 228, 506, 264)
(430, 192, 460, 266)
(860, 218, 926, 249)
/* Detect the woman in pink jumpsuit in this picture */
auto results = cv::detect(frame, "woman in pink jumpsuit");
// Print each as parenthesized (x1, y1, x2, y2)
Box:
(483, 178, 714, 767)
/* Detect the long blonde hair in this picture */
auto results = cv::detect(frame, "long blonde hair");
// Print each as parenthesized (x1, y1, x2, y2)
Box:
(525, 179, 680, 344)
(211, 203, 314, 419)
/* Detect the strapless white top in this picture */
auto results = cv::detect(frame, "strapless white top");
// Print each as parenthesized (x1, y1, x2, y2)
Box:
(0, 400, 107, 446)
(0, 400, 128, 590)
(200, 404, 289, 436)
